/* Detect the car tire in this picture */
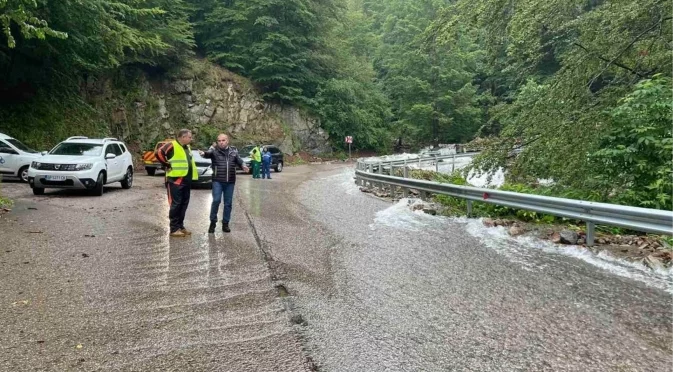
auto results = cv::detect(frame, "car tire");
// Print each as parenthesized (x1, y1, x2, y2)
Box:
(274, 161, 283, 172)
(18, 166, 29, 183)
(121, 167, 133, 189)
(32, 187, 44, 196)
(92, 172, 105, 196)
(147, 167, 156, 176)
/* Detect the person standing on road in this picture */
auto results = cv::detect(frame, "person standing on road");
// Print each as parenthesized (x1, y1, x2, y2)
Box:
(261, 147, 272, 180)
(250, 145, 261, 179)
(155, 129, 199, 237)
(200, 134, 249, 233)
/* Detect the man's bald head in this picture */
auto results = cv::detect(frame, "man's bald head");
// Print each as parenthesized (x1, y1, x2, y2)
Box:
(216, 133, 229, 149)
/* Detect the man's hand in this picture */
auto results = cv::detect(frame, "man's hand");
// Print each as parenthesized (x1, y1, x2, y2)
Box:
(198, 150, 205, 157)
(242, 166, 250, 173)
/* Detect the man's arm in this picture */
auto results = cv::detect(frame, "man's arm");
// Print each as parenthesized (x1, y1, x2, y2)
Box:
(155, 142, 173, 169)
(201, 148, 214, 159)
(235, 152, 244, 167)
(234, 151, 249, 172)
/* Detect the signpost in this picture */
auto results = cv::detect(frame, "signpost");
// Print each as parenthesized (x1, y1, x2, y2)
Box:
(345, 136, 353, 160)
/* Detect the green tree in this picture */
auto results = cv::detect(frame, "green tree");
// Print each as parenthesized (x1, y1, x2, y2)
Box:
(191, 0, 341, 104)
(0, 0, 67, 48)
(591, 75, 672, 209)
(440, 0, 672, 208)
(365, 0, 486, 147)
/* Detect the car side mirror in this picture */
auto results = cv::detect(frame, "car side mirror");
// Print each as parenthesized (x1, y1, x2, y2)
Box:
(41, 151, 48, 156)
(105, 153, 116, 159)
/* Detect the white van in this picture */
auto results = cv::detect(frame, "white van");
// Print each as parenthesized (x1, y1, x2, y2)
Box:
(0, 133, 44, 182)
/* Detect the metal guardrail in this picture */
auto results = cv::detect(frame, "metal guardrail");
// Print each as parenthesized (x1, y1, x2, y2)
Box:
(360, 152, 478, 173)
(355, 158, 673, 246)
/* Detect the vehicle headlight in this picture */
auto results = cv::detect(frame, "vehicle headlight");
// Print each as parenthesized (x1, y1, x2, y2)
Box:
(75, 163, 93, 170)
(31, 161, 41, 169)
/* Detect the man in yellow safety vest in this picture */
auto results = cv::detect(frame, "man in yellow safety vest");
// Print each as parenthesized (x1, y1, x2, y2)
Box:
(155, 129, 199, 237)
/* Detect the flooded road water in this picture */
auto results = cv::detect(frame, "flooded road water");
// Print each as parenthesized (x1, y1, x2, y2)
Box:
(1, 164, 671, 371)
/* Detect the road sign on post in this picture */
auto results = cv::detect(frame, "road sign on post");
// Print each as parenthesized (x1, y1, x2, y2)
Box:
(345, 136, 353, 160)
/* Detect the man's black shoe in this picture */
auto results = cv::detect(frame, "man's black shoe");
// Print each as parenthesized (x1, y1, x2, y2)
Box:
(222, 222, 231, 233)
(208, 222, 216, 234)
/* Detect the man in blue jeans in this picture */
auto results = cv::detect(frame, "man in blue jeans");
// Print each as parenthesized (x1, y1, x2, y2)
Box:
(199, 134, 249, 233)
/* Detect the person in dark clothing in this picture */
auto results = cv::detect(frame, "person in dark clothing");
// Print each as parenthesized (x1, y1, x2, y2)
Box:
(261, 147, 272, 179)
(200, 133, 249, 233)
(155, 129, 199, 237)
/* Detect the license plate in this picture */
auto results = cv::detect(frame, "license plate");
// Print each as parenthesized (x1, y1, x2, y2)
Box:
(45, 175, 66, 181)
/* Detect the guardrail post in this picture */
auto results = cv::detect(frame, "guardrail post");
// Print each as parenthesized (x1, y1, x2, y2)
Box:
(418, 157, 421, 168)
(402, 166, 409, 198)
(378, 161, 383, 192)
(586, 222, 595, 246)
(435, 156, 439, 172)
(390, 161, 397, 199)
(452, 154, 456, 173)
(467, 200, 473, 217)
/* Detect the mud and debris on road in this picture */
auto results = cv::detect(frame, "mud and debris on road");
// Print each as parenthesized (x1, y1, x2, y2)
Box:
(1, 165, 671, 372)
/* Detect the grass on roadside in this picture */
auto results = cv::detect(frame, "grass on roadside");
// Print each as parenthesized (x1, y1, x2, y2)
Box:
(0, 195, 12, 210)
(0, 176, 13, 210)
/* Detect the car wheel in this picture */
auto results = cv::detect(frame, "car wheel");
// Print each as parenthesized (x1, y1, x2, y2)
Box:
(18, 166, 29, 182)
(121, 167, 133, 189)
(32, 187, 44, 196)
(274, 161, 283, 172)
(146, 167, 156, 176)
(92, 172, 105, 196)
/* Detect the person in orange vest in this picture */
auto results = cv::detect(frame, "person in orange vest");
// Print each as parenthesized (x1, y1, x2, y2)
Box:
(155, 129, 199, 237)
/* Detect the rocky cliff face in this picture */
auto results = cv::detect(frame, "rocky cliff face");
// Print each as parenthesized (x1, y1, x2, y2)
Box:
(88, 60, 331, 155)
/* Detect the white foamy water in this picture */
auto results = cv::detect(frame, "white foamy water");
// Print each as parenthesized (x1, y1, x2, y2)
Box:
(370, 199, 439, 232)
(360, 152, 421, 164)
(370, 199, 673, 293)
(404, 156, 507, 188)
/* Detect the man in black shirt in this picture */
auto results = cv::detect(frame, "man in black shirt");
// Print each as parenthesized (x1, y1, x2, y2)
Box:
(200, 133, 249, 233)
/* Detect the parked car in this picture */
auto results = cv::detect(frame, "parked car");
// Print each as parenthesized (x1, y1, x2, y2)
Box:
(0, 132, 45, 182)
(27, 136, 134, 196)
(238, 145, 284, 173)
(192, 150, 212, 187)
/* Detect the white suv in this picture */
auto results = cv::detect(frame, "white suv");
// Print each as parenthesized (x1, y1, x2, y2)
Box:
(28, 136, 134, 196)
(0, 132, 44, 182)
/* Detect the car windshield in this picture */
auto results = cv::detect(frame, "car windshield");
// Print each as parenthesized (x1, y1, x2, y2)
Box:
(6, 138, 37, 153)
(240, 146, 256, 155)
(50, 143, 103, 156)
(192, 150, 206, 160)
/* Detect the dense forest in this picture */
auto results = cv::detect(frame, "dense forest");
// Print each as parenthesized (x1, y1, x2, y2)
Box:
(0, 0, 671, 208)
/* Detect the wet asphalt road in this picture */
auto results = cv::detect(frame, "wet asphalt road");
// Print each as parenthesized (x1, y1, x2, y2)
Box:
(0, 164, 671, 371)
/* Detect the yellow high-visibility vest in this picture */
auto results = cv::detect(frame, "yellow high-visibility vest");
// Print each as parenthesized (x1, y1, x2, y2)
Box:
(166, 140, 198, 180)
(250, 146, 261, 162)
